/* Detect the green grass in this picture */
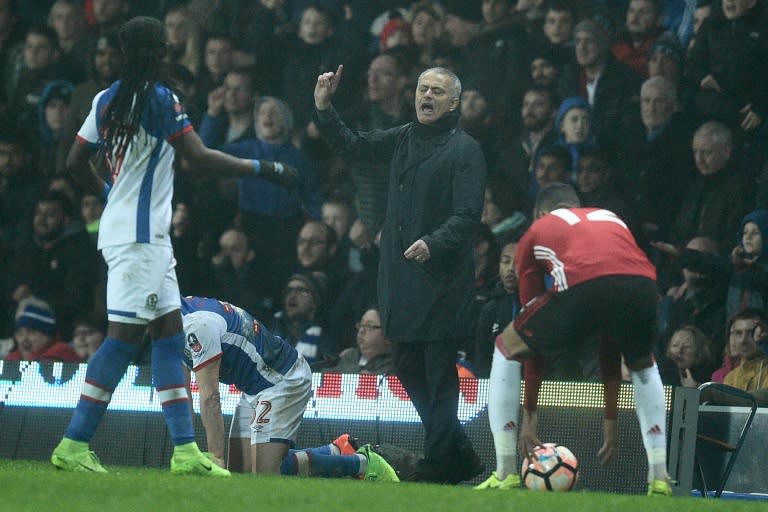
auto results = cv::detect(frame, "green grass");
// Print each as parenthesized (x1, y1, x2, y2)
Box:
(1, 459, 764, 512)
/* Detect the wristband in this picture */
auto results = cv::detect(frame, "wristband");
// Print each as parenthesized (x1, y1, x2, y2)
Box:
(252, 159, 261, 176)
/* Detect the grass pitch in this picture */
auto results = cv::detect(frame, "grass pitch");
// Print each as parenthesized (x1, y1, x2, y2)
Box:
(1, 459, 764, 512)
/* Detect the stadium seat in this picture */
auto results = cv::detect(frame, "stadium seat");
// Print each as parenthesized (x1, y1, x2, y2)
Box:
(694, 382, 758, 499)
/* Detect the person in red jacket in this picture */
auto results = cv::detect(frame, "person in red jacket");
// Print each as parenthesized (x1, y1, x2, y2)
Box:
(6, 300, 80, 362)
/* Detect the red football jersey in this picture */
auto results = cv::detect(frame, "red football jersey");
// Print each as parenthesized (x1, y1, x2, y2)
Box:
(515, 208, 656, 303)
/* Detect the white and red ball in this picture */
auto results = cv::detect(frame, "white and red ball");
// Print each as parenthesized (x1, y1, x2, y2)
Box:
(521, 443, 579, 491)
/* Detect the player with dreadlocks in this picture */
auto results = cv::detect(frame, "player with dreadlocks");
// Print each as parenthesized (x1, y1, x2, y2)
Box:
(51, 16, 296, 477)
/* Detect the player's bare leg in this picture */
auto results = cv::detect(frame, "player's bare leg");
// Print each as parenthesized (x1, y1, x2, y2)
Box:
(252, 442, 290, 474)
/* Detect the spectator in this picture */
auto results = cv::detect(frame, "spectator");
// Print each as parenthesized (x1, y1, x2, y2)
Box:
(654, 235, 727, 354)
(575, 146, 643, 245)
(611, 0, 667, 78)
(409, 0, 445, 68)
(528, 46, 562, 88)
(48, 0, 91, 70)
(191, 33, 234, 114)
(5, 299, 80, 362)
(69, 312, 105, 362)
(202, 96, 323, 299)
(658, 325, 715, 387)
(445, 0, 529, 128)
(533, 144, 571, 191)
(0, 130, 42, 245)
(688, 0, 768, 133)
(558, 17, 642, 163)
(481, 184, 528, 237)
(270, 272, 337, 368)
(711, 307, 762, 383)
(170, 201, 208, 298)
(278, 3, 364, 130)
(64, 31, 122, 139)
(647, 32, 686, 91)
(322, 195, 360, 273)
(0, 0, 24, 110)
(163, 4, 201, 76)
(379, 18, 413, 53)
(459, 82, 497, 167)
(5, 24, 83, 142)
(205, 0, 284, 74)
(471, 233, 521, 378)
(623, 76, 696, 241)
(85, 0, 129, 38)
(36, 79, 74, 177)
(494, 85, 558, 214)
(7, 190, 100, 340)
(294, 219, 349, 304)
(314, 65, 485, 484)
(656, 209, 768, 327)
(326, 307, 393, 374)
(198, 67, 259, 147)
(209, 227, 271, 319)
(554, 96, 595, 180)
(686, 0, 712, 51)
(530, 0, 576, 68)
(80, 191, 104, 247)
(670, 120, 751, 251)
(722, 308, 768, 391)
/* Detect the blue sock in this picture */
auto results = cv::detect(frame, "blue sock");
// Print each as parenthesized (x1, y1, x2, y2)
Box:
(298, 444, 333, 456)
(152, 332, 194, 446)
(65, 337, 140, 442)
(281, 451, 361, 477)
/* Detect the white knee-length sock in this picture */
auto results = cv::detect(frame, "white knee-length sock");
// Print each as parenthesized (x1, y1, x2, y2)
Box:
(631, 363, 669, 483)
(488, 347, 522, 478)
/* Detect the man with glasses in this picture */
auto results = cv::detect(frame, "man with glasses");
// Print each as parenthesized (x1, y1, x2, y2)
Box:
(295, 219, 349, 309)
(326, 307, 393, 374)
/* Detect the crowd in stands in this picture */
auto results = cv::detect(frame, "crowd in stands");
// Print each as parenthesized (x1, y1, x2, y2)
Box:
(1, 0, 768, 394)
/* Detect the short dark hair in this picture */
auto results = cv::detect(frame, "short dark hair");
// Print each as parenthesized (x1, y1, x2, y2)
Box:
(38, 189, 74, 218)
(543, 0, 577, 18)
(524, 85, 559, 110)
(539, 144, 573, 170)
(534, 183, 581, 214)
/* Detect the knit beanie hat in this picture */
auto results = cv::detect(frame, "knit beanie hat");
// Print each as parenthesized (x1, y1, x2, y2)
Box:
(739, 209, 768, 258)
(15, 303, 57, 337)
(573, 18, 612, 55)
(555, 96, 592, 133)
(380, 18, 413, 49)
(649, 33, 685, 67)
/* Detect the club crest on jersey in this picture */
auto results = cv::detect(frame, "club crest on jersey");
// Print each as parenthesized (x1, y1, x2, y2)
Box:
(187, 333, 202, 353)
(145, 294, 158, 309)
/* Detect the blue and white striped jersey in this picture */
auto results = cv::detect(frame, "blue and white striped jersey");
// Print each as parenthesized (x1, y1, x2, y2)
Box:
(180, 296, 299, 395)
(76, 81, 192, 249)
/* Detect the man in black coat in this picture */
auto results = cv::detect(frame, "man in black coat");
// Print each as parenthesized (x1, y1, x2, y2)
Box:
(313, 64, 486, 484)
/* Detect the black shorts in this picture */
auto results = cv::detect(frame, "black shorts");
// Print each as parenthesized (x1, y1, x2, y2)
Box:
(513, 275, 657, 364)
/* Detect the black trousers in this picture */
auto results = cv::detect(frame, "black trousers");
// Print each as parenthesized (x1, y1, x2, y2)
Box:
(392, 338, 481, 483)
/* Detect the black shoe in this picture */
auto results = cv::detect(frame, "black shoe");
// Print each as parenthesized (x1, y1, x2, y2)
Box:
(450, 441, 485, 483)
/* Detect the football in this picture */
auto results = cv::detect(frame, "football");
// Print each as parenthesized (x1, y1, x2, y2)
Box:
(521, 443, 579, 491)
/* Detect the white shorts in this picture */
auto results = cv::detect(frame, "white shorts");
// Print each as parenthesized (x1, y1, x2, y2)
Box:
(229, 356, 312, 446)
(102, 244, 181, 324)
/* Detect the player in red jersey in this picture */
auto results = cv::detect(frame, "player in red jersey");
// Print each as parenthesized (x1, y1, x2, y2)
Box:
(480, 183, 671, 496)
